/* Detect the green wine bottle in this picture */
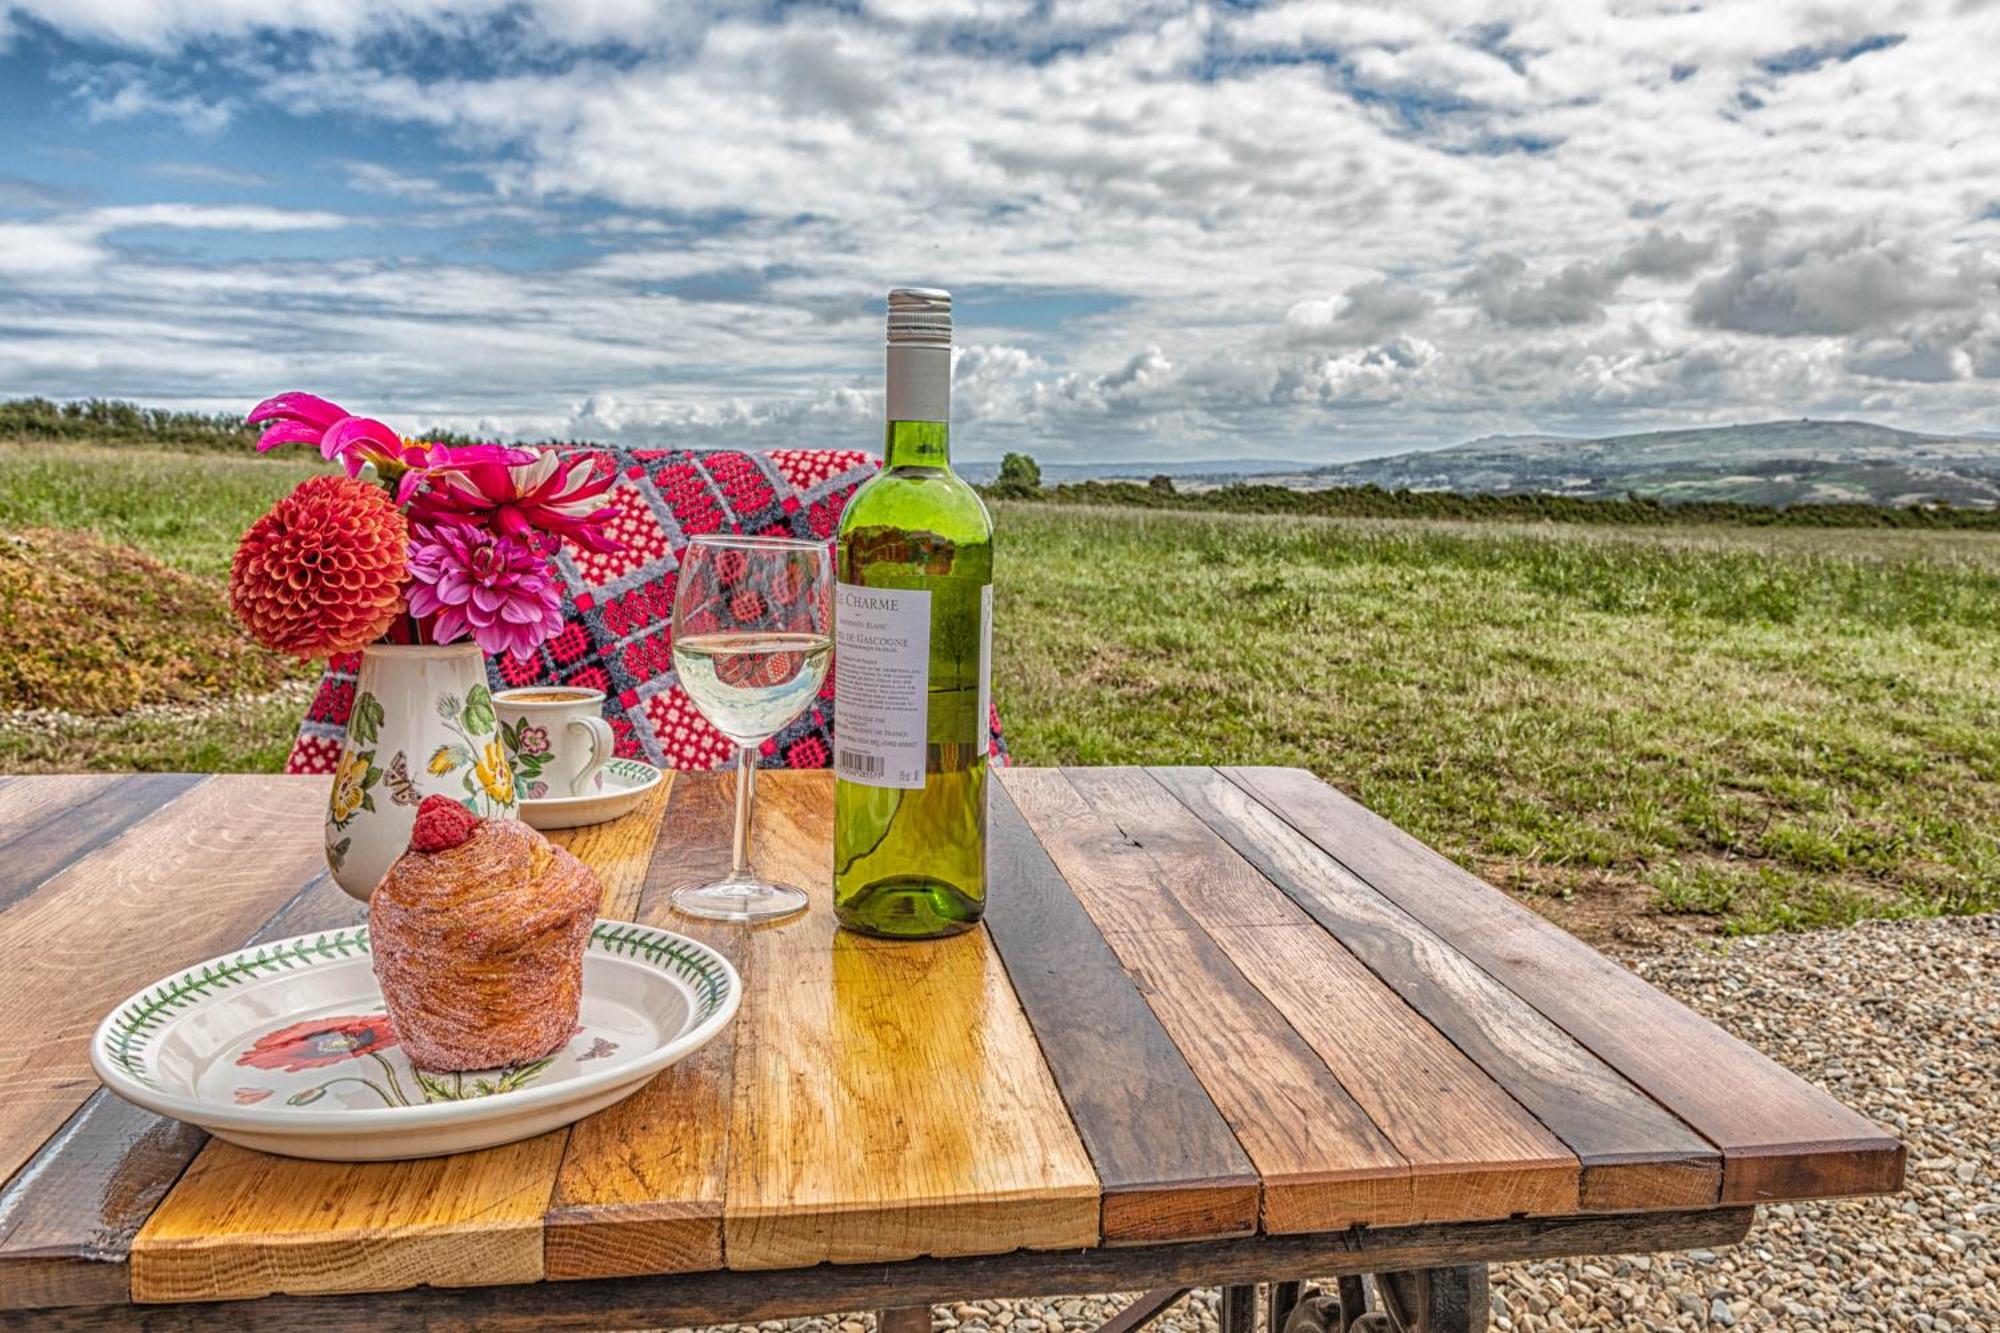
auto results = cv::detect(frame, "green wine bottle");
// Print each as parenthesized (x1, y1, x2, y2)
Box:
(833, 288, 993, 938)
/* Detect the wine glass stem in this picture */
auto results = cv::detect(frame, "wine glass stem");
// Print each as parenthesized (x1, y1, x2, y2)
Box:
(730, 743, 756, 881)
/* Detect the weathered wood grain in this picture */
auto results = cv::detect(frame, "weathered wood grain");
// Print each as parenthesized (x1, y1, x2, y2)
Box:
(542, 772, 675, 920)
(0, 775, 328, 1191)
(1152, 765, 1723, 1213)
(1063, 767, 1578, 1225)
(0, 875, 363, 1311)
(130, 1130, 569, 1303)
(545, 771, 746, 1280)
(986, 783, 1258, 1244)
(0, 776, 117, 833)
(999, 768, 1415, 1232)
(1, 1209, 1755, 1331)
(723, 772, 1100, 1270)
(0, 774, 206, 913)
(1225, 767, 1905, 1205)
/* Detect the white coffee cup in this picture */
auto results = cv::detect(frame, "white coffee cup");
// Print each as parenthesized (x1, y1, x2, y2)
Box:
(494, 687, 616, 800)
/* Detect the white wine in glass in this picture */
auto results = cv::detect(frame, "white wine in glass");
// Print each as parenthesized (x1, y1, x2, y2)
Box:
(675, 632, 833, 742)
(668, 535, 834, 922)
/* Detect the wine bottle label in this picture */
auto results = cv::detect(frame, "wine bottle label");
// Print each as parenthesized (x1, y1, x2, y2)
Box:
(834, 582, 931, 789)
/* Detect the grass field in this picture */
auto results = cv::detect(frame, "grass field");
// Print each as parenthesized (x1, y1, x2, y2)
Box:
(5, 440, 1997, 939)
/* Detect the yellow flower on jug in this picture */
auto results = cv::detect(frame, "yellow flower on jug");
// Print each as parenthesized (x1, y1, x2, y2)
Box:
(474, 737, 515, 805)
(329, 750, 373, 826)
(428, 745, 458, 776)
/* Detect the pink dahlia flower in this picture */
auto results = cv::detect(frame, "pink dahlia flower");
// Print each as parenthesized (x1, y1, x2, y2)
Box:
(412, 448, 620, 553)
(407, 522, 564, 660)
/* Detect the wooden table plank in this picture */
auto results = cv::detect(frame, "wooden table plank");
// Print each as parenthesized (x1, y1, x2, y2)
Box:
(722, 772, 1100, 1270)
(987, 784, 1259, 1244)
(0, 774, 204, 913)
(1060, 768, 1579, 1224)
(1154, 767, 1723, 1212)
(0, 776, 120, 839)
(0, 873, 363, 1311)
(545, 771, 748, 1280)
(0, 775, 329, 1192)
(1225, 767, 1905, 1205)
(542, 772, 675, 921)
(1000, 768, 1416, 1232)
(131, 1131, 569, 1303)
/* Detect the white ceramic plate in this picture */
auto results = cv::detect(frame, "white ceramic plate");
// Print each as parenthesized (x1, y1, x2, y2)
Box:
(91, 919, 738, 1161)
(519, 757, 664, 830)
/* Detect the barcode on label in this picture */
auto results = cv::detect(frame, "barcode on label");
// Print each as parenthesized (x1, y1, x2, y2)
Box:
(840, 750, 885, 778)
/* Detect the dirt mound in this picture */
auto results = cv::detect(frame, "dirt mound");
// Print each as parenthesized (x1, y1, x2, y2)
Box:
(0, 527, 301, 713)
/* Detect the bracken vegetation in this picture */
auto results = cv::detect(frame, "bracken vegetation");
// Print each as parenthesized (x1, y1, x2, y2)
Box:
(0, 526, 301, 714)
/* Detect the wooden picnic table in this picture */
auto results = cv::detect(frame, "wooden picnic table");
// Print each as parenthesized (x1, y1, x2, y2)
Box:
(0, 768, 1902, 1332)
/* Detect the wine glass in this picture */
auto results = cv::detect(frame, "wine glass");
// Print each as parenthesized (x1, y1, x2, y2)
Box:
(669, 533, 834, 921)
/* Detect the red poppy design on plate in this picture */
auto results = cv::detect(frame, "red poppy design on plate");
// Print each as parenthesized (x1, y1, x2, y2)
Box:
(233, 1087, 274, 1104)
(237, 1013, 398, 1072)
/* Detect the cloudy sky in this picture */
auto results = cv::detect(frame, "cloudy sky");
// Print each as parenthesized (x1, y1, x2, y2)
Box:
(1, 1, 1996, 464)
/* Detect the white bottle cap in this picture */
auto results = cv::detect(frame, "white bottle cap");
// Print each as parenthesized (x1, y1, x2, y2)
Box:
(887, 288, 952, 348)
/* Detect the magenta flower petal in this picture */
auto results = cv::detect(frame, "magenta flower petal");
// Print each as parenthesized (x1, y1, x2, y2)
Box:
(247, 392, 347, 430)
(406, 522, 564, 657)
(406, 447, 620, 556)
(254, 420, 327, 452)
(321, 416, 404, 464)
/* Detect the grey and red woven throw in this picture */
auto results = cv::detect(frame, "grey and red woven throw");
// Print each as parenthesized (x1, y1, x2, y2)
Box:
(288, 446, 1008, 778)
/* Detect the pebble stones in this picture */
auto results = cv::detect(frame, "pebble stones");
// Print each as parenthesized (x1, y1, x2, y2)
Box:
(688, 913, 1996, 1333)
(1492, 913, 1996, 1330)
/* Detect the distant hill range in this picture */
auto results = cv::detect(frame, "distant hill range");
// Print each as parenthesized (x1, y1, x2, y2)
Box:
(958, 457, 1302, 485)
(1287, 420, 2000, 509)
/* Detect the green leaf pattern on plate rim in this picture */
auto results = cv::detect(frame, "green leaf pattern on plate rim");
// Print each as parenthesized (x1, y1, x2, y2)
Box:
(101, 923, 732, 1095)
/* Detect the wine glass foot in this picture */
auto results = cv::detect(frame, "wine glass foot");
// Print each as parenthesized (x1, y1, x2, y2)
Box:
(670, 878, 809, 923)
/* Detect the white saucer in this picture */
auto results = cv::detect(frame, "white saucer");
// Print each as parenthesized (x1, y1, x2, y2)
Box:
(519, 758, 664, 830)
(91, 919, 739, 1161)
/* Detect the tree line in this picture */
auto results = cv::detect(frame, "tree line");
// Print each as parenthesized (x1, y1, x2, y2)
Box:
(0, 397, 259, 450)
(0, 397, 561, 455)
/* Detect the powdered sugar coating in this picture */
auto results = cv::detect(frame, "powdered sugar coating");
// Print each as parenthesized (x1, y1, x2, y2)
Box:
(370, 816, 599, 1071)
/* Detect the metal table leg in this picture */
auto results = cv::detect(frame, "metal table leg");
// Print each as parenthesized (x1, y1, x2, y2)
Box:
(1268, 1267, 1488, 1333)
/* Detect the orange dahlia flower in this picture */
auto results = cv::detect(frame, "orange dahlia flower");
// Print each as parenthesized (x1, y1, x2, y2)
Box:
(231, 475, 409, 658)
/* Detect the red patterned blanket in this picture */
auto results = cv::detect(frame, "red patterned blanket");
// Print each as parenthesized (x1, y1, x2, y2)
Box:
(287, 447, 1008, 777)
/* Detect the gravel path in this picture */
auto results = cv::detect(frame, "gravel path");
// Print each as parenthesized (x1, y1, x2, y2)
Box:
(692, 914, 1995, 1333)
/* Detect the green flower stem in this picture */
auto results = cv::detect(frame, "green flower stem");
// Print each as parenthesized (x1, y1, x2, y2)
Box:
(369, 1051, 414, 1106)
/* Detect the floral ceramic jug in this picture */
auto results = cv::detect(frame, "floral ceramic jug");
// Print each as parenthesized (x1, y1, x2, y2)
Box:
(324, 643, 517, 900)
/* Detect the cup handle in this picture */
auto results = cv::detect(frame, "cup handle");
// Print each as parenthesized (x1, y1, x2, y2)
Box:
(568, 716, 616, 796)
